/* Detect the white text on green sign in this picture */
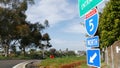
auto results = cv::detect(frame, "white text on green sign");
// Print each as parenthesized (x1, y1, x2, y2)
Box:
(78, 0, 103, 17)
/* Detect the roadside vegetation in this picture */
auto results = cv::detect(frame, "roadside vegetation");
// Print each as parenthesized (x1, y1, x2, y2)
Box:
(39, 56, 87, 68)
(37, 55, 110, 68)
(97, 0, 120, 67)
(0, 48, 85, 60)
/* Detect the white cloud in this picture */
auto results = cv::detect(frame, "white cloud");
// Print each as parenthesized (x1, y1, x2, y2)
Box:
(51, 38, 86, 51)
(26, 0, 78, 25)
(25, 0, 87, 51)
(63, 23, 87, 34)
(51, 39, 68, 45)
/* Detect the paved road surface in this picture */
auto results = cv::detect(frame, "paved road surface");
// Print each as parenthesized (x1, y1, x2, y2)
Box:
(0, 60, 27, 68)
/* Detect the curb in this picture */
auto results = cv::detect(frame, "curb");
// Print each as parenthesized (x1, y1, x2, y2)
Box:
(26, 60, 41, 68)
(12, 61, 32, 68)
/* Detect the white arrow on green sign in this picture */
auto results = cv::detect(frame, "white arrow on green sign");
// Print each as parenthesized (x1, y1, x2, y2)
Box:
(78, 0, 103, 17)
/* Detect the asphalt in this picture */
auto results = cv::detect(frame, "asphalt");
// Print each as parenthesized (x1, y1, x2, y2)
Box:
(26, 60, 41, 68)
(0, 60, 26, 68)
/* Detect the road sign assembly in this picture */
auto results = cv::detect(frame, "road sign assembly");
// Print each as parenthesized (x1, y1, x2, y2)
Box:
(87, 49, 101, 67)
(84, 8, 101, 68)
(78, 0, 103, 67)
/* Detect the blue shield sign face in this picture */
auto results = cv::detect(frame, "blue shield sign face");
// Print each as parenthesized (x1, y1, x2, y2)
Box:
(86, 36, 99, 47)
(87, 49, 100, 67)
(85, 13, 99, 36)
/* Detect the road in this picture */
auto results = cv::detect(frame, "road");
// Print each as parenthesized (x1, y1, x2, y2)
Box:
(0, 60, 27, 68)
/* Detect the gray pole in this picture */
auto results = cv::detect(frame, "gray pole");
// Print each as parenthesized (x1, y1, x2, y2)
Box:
(111, 46, 114, 68)
(106, 47, 109, 65)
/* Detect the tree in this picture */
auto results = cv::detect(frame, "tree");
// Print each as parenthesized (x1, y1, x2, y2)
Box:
(44, 20, 49, 28)
(40, 33, 52, 58)
(11, 45, 16, 54)
(0, 0, 52, 57)
(0, 0, 34, 57)
(98, 0, 120, 49)
(49, 48, 56, 55)
(42, 33, 52, 48)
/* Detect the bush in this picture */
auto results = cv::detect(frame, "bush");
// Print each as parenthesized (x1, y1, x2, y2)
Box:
(65, 51, 76, 56)
(30, 53, 43, 59)
(0, 56, 8, 60)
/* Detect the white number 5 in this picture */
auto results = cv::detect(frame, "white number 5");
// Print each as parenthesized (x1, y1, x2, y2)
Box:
(89, 19, 94, 32)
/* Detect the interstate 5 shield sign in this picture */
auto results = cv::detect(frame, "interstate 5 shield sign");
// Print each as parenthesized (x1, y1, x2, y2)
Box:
(85, 13, 99, 36)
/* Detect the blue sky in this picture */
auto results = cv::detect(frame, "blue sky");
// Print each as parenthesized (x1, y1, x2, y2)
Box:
(25, 0, 108, 51)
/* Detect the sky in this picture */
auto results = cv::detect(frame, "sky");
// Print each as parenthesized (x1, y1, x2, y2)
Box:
(25, 0, 108, 51)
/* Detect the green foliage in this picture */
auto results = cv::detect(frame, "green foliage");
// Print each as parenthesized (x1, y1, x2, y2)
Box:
(98, 0, 120, 49)
(0, 56, 9, 60)
(0, 0, 52, 57)
(29, 53, 43, 59)
(48, 48, 76, 58)
(0, 0, 32, 57)
(65, 51, 76, 56)
(40, 56, 86, 68)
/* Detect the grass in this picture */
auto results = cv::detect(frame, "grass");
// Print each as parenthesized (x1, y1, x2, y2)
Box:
(79, 63, 88, 68)
(101, 62, 110, 68)
(0, 56, 9, 60)
(39, 56, 87, 68)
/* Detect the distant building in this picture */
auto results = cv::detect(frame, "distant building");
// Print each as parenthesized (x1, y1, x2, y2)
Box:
(75, 50, 86, 56)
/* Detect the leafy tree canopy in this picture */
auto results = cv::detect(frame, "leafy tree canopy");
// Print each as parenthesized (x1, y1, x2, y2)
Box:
(0, 0, 52, 56)
(98, 0, 120, 49)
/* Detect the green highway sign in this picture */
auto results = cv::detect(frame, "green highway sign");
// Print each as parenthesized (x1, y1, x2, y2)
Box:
(78, 0, 103, 17)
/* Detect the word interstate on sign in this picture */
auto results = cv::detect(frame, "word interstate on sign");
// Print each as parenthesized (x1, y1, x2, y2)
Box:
(86, 8, 97, 19)
(81, 0, 92, 10)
